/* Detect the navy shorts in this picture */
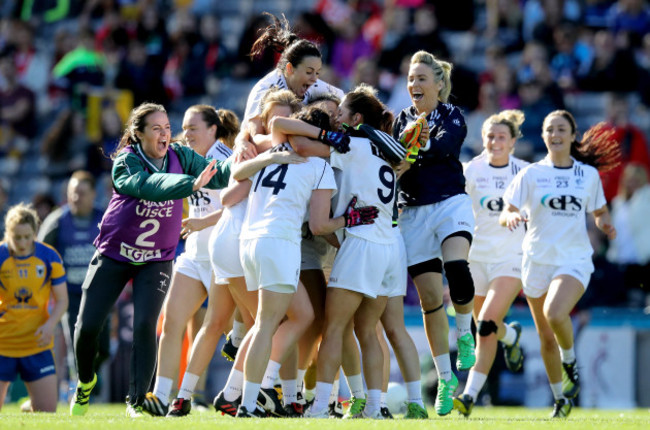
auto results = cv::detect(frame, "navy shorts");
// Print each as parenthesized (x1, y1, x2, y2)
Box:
(0, 349, 56, 382)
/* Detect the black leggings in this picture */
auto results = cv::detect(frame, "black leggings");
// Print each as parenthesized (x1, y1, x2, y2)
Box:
(64, 291, 110, 378)
(74, 253, 172, 406)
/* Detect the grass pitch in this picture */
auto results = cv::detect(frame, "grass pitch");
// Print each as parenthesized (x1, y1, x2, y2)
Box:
(1, 403, 648, 430)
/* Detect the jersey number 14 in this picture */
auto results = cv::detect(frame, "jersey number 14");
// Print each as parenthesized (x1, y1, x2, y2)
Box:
(254, 165, 289, 195)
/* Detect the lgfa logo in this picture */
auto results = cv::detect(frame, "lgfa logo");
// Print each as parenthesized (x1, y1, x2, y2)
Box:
(480, 196, 504, 212)
(541, 194, 582, 211)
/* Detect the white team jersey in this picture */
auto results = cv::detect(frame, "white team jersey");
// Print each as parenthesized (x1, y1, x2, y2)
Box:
(330, 137, 397, 244)
(240, 144, 337, 244)
(503, 156, 607, 265)
(464, 153, 528, 263)
(184, 141, 233, 260)
(243, 69, 345, 124)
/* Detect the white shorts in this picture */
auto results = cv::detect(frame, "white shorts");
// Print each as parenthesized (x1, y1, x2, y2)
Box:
(384, 230, 408, 298)
(469, 257, 522, 296)
(399, 194, 474, 267)
(209, 213, 244, 282)
(240, 238, 300, 294)
(175, 254, 214, 291)
(328, 235, 396, 299)
(301, 231, 336, 271)
(521, 255, 594, 298)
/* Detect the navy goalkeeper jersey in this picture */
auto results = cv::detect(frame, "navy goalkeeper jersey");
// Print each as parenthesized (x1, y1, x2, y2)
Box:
(392, 103, 468, 207)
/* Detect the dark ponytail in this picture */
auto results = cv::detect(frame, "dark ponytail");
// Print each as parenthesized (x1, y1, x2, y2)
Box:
(250, 13, 321, 73)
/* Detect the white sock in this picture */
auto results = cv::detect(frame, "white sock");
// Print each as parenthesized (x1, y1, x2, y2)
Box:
(282, 379, 297, 406)
(455, 312, 473, 337)
(329, 379, 339, 404)
(463, 370, 487, 400)
(550, 382, 564, 401)
(223, 368, 244, 401)
(346, 373, 365, 399)
(297, 368, 306, 392)
(501, 323, 517, 346)
(232, 320, 247, 347)
(559, 346, 576, 364)
(177, 372, 200, 400)
(380, 391, 387, 408)
(312, 381, 332, 413)
(433, 353, 452, 382)
(153, 376, 172, 405)
(405, 380, 424, 407)
(366, 389, 381, 413)
(242, 381, 261, 411)
(261, 360, 281, 389)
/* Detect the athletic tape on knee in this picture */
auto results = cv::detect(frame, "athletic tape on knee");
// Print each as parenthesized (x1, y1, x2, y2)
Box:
(422, 303, 444, 315)
(444, 260, 475, 305)
(408, 258, 443, 278)
(477, 320, 498, 336)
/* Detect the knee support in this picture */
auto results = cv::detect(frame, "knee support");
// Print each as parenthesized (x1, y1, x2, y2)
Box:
(408, 258, 443, 279)
(444, 260, 475, 305)
(477, 320, 498, 336)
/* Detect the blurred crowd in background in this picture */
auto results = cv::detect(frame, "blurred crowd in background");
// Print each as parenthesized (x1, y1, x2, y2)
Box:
(0, 0, 648, 312)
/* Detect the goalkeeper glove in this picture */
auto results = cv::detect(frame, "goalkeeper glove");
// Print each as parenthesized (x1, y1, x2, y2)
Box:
(318, 129, 350, 153)
(343, 196, 379, 227)
(400, 113, 429, 163)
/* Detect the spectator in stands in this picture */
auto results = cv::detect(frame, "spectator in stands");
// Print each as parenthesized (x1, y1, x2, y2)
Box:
(51, 28, 105, 112)
(232, 14, 276, 78)
(484, 0, 525, 53)
(379, 6, 450, 75)
(577, 29, 639, 91)
(330, 12, 375, 85)
(0, 52, 36, 160)
(32, 194, 56, 224)
(550, 22, 594, 90)
(637, 33, 650, 106)
(608, 0, 650, 47)
(40, 108, 89, 179)
(0, 179, 8, 238)
(135, 7, 170, 69)
(351, 58, 390, 102)
(464, 81, 500, 157)
(523, 0, 582, 43)
(607, 163, 650, 307)
(599, 92, 650, 201)
(584, 0, 617, 29)
(115, 40, 168, 106)
(4, 20, 50, 98)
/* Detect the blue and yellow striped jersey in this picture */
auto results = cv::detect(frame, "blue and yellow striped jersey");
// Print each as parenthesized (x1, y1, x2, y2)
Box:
(0, 241, 66, 357)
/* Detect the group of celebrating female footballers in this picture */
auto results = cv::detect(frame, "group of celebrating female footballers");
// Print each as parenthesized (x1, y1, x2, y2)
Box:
(0, 13, 619, 420)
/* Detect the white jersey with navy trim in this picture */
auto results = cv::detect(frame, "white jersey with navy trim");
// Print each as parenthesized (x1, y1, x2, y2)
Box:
(240, 144, 337, 244)
(329, 137, 396, 244)
(503, 156, 606, 265)
(243, 69, 344, 124)
(464, 153, 528, 263)
(184, 141, 233, 261)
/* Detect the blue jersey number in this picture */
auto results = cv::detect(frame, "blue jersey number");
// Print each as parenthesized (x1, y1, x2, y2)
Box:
(377, 165, 395, 204)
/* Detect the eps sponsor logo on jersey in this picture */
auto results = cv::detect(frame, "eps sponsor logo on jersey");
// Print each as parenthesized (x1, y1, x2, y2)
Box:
(480, 195, 504, 212)
(541, 194, 582, 212)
